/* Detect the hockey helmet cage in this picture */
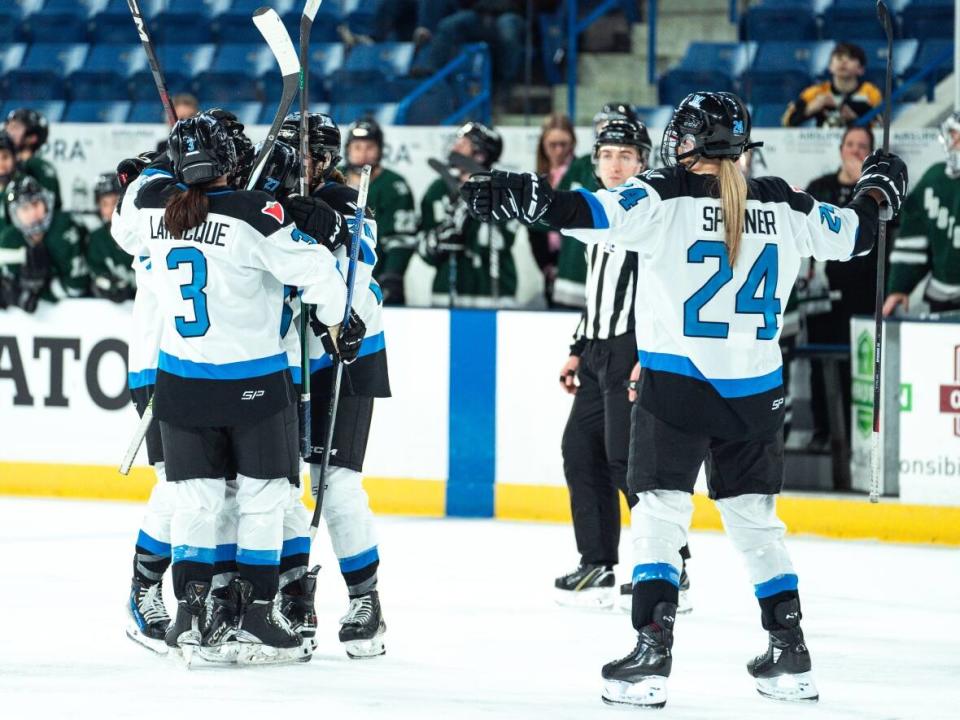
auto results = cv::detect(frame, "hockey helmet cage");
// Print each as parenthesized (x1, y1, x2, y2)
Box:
(5, 108, 49, 152)
(167, 113, 238, 186)
(660, 92, 759, 167)
(7, 174, 55, 237)
(940, 111, 960, 178)
(456, 121, 502, 167)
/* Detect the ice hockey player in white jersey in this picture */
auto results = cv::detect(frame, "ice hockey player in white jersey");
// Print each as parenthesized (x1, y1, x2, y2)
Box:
(278, 112, 390, 658)
(114, 112, 354, 665)
(461, 91, 908, 708)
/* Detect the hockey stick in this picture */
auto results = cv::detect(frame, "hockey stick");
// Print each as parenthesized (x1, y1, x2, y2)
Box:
(309, 164, 372, 539)
(298, 0, 322, 459)
(126, 0, 177, 127)
(245, 7, 301, 191)
(870, 0, 895, 504)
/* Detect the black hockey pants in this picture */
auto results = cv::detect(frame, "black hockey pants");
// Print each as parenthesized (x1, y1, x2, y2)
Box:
(561, 333, 638, 567)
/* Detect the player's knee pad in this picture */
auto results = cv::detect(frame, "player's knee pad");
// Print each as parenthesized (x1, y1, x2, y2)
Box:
(320, 467, 376, 560)
(141, 463, 176, 542)
(235, 476, 287, 553)
(283, 482, 311, 540)
(216, 479, 239, 546)
(630, 490, 693, 577)
(716, 494, 794, 585)
(170, 478, 225, 555)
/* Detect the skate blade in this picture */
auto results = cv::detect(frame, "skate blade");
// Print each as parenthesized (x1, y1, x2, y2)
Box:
(236, 642, 304, 666)
(554, 587, 615, 609)
(197, 642, 240, 664)
(125, 625, 169, 655)
(343, 627, 386, 659)
(755, 671, 819, 703)
(601, 677, 667, 709)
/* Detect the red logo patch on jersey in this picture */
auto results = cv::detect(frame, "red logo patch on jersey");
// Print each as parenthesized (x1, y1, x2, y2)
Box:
(261, 201, 285, 224)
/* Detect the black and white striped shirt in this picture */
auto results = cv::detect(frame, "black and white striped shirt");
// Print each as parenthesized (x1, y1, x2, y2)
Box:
(575, 244, 639, 341)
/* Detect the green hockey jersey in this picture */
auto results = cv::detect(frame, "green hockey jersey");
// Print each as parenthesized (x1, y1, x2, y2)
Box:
(86, 222, 135, 301)
(22, 155, 61, 209)
(418, 177, 517, 307)
(367, 167, 418, 281)
(888, 162, 960, 309)
(0, 210, 89, 302)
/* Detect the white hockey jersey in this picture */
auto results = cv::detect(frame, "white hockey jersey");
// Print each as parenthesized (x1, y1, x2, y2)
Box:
(559, 166, 876, 437)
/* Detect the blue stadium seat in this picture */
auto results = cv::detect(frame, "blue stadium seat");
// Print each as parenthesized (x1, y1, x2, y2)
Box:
(280, 8, 341, 43)
(820, 0, 897, 42)
(68, 44, 146, 101)
(19, 8, 91, 44)
(751, 103, 789, 127)
(258, 101, 330, 124)
(344, 43, 415, 78)
(128, 99, 172, 124)
(634, 105, 675, 129)
(191, 44, 274, 103)
(308, 42, 345, 84)
(152, 0, 214, 45)
(0, 6, 22, 43)
(741, 2, 818, 42)
(331, 103, 397, 127)
(658, 43, 755, 107)
(1, 100, 66, 123)
(128, 44, 216, 100)
(859, 39, 919, 90)
(899, 38, 953, 100)
(396, 83, 456, 124)
(88, 0, 154, 44)
(0, 44, 29, 76)
(197, 101, 262, 126)
(64, 100, 131, 123)
(742, 42, 822, 105)
(1, 43, 89, 100)
(901, 0, 954, 40)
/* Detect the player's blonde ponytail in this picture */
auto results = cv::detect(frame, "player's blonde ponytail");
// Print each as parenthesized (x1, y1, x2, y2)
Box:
(164, 185, 211, 239)
(718, 158, 747, 267)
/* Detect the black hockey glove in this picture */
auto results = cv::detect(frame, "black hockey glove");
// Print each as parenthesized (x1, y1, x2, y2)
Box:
(854, 150, 908, 220)
(378, 272, 405, 306)
(16, 243, 50, 313)
(311, 308, 366, 364)
(116, 150, 163, 189)
(91, 274, 135, 303)
(284, 195, 347, 251)
(461, 171, 553, 224)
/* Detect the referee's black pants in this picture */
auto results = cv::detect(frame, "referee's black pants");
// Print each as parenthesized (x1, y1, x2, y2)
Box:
(561, 333, 638, 567)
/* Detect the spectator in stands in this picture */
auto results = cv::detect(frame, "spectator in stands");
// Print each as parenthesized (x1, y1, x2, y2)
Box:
(0, 132, 18, 234)
(4, 109, 60, 209)
(427, 1, 526, 89)
(528, 112, 576, 307)
(782, 43, 881, 128)
(87, 172, 135, 303)
(804, 125, 877, 450)
(344, 117, 418, 305)
(0, 176, 88, 313)
(551, 102, 636, 309)
(885, 111, 960, 316)
(418, 120, 517, 307)
(172, 93, 199, 120)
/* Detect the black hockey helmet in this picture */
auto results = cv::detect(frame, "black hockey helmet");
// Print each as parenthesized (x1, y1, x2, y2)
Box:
(206, 107, 254, 186)
(456, 121, 502, 168)
(6, 174, 55, 237)
(593, 102, 638, 129)
(251, 139, 299, 198)
(594, 118, 653, 162)
(661, 92, 758, 167)
(279, 112, 341, 180)
(94, 172, 121, 202)
(5, 108, 49, 152)
(346, 116, 384, 152)
(167, 112, 238, 186)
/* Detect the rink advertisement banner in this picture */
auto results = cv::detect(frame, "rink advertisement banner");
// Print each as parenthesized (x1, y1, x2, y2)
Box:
(46, 124, 944, 214)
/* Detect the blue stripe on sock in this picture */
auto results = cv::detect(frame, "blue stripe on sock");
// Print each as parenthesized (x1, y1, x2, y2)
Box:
(632, 562, 680, 587)
(215, 543, 237, 563)
(281, 537, 310, 558)
(236, 547, 281, 566)
(136, 530, 170, 556)
(338, 546, 379, 573)
(172, 545, 215, 565)
(754, 573, 798, 598)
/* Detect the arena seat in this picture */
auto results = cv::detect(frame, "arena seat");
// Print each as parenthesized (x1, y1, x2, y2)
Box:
(899, 37, 953, 100)
(128, 43, 216, 100)
(64, 99, 131, 123)
(19, 7, 91, 44)
(750, 103, 789, 127)
(820, 0, 897, 42)
(151, 0, 214, 45)
(331, 102, 398, 127)
(1, 43, 89, 101)
(900, 0, 954, 40)
(740, 1, 818, 42)
(741, 41, 823, 105)
(1, 99, 66, 123)
(127, 99, 171, 123)
(69, 44, 145, 101)
(258, 101, 330, 124)
(0, 5, 21, 43)
(88, 0, 145, 44)
(658, 43, 755, 107)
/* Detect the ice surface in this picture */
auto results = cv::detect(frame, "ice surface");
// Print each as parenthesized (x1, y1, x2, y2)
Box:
(0, 497, 957, 720)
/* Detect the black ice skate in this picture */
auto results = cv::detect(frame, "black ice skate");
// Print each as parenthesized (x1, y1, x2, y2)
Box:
(164, 581, 209, 664)
(126, 579, 172, 655)
(280, 565, 320, 658)
(618, 568, 692, 615)
(601, 601, 676, 709)
(339, 590, 386, 659)
(554, 564, 615, 609)
(198, 579, 243, 664)
(747, 598, 819, 703)
(235, 579, 302, 666)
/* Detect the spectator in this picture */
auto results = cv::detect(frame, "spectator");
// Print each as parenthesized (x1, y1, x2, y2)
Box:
(427, 1, 526, 89)
(528, 112, 576, 307)
(344, 117, 418, 305)
(782, 42, 881, 128)
(0, 132, 18, 234)
(885, 112, 960, 316)
(552, 102, 637, 308)
(804, 125, 877, 450)
(87, 172, 135, 303)
(4, 108, 60, 209)
(155, 94, 199, 153)
(0, 176, 88, 312)
(418, 120, 517, 307)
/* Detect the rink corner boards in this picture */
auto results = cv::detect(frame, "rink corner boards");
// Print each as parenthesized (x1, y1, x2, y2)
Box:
(1, 462, 959, 546)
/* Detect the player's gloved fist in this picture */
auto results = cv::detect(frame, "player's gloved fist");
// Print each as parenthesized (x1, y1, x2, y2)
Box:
(460, 173, 493, 222)
(116, 150, 163, 189)
(284, 195, 346, 251)
(92, 274, 135, 303)
(854, 150, 908, 219)
(314, 309, 366, 364)
(462, 170, 554, 224)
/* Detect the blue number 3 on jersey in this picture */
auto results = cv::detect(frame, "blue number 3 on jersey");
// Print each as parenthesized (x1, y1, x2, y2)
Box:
(166, 247, 211, 337)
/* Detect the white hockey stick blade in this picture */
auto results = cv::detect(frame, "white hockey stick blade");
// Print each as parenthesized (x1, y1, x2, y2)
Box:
(303, 0, 323, 22)
(119, 403, 153, 475)
(0, 247, 27, 266)
(357, 164, 372, 208)
(253, 7, 300, 77)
